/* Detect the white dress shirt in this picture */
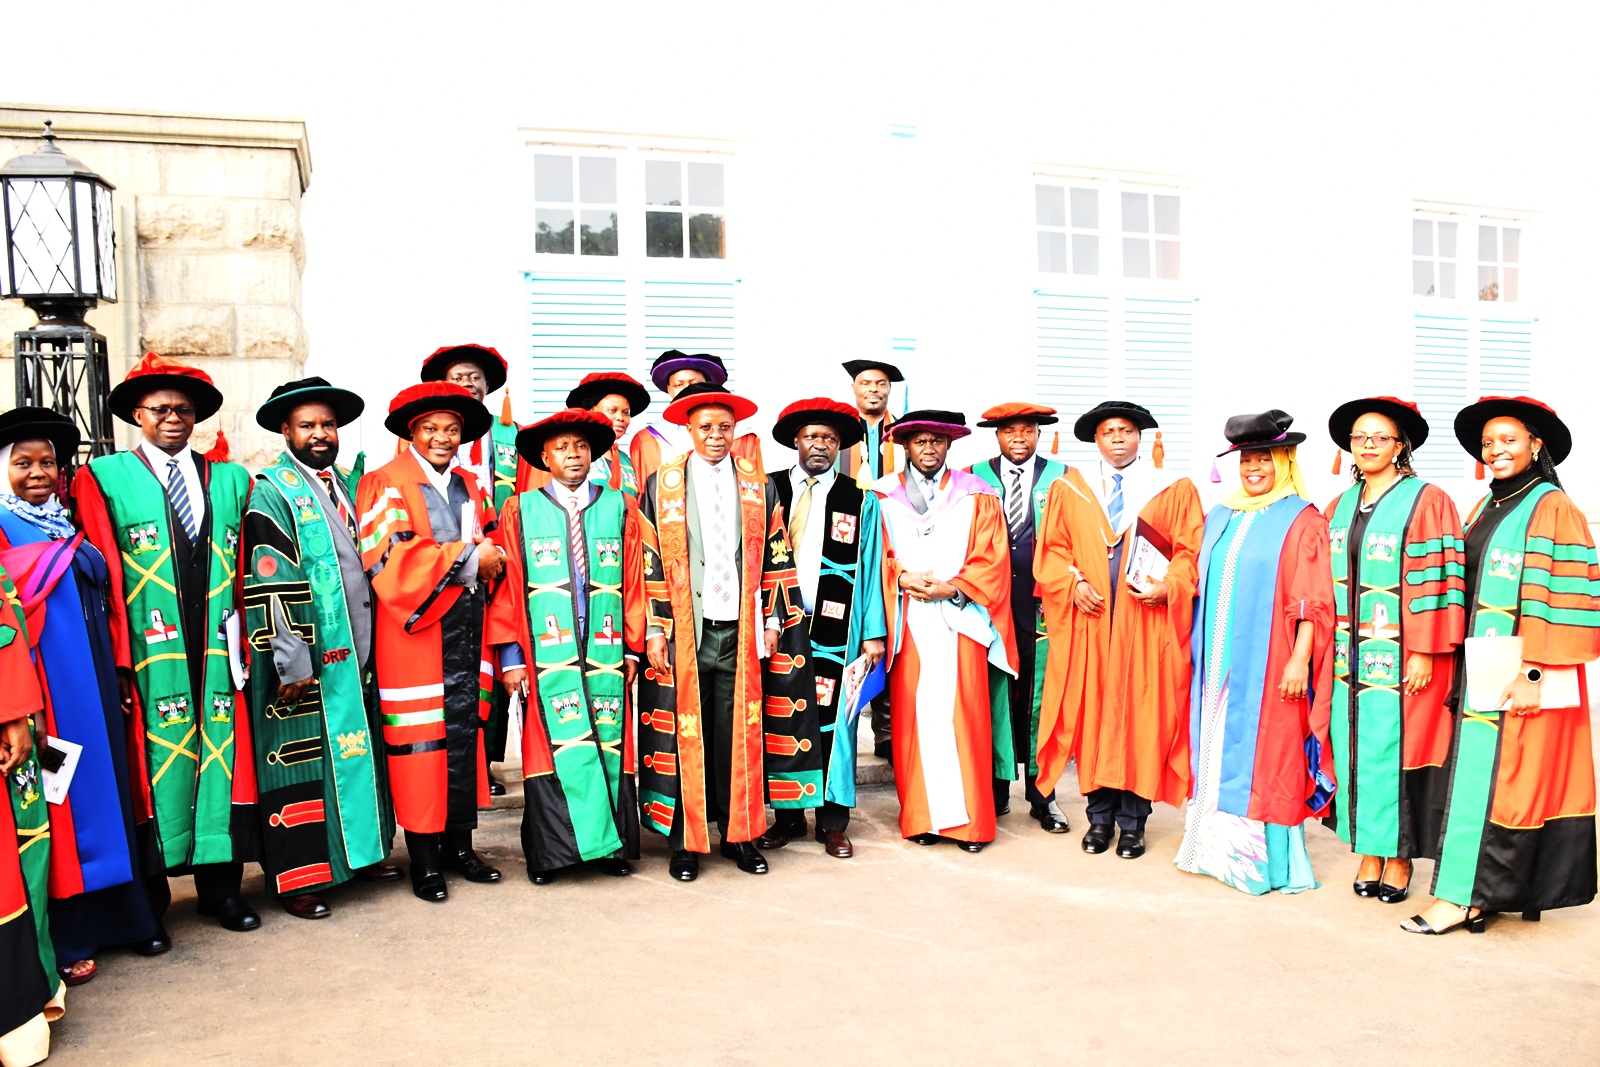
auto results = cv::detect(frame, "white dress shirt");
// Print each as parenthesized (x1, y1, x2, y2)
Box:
(999, 456, 1032, 525)
(1095, 455, 1168, 538)
(140, 439, 202, 522)
(455, 432, 493, 497)
(691, 450, 741, 622)
(788, 464, 837, 614)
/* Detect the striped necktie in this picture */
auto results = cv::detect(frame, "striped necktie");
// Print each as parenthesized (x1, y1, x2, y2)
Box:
(166, 457, 199, 541)
(1108, 472, 1125, 530)
(565, 493, 588, 584)
(318, 470, 356, 537)
(1005, 467, 1027, 534)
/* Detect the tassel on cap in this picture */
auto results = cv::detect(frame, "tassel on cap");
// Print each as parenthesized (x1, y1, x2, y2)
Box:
(1152, 430, 1165, 469)
(1050, 431, 1059, 455)
(1209, 458, 1222, 483)
(204, 429, 231, 464)
(500, 392, 515, 426)
(1475, 460, 1486, 480)
(1332, 449, 1344, 475)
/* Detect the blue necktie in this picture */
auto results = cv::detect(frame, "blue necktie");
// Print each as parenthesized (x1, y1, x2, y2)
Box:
(167, 458, 199, 541)
(1108, 472, 1124, 530)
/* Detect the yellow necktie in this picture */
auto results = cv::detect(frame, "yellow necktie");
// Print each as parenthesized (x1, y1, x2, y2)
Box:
(789, 476, 818, 545)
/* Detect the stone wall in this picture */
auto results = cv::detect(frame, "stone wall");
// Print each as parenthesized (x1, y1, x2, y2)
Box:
(0, 105, 312, 468)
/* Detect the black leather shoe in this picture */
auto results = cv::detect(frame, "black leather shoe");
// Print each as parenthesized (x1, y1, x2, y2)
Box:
(411, 864, 448, 902)
(1116, 827, 1146, 859)
(755, 823, 806, 850)
(282, 893, 330, 920)
(446, 849, 502, 883)
(130, 927, 172, 956)
(529, 868, 559, 885)
(1029, 802, 1070, 833)
(197, 895, 262, 931)
(1353, 879, 1381, 898)
(1082, 824, 1114, 854)
(874, 740, 893, 763)
(956, 840, 986, 853)
(669, 850, 700, 882)
(720, 841, 769, 874)
(595, 858, 631, 877)
(1377, 881, 1410, 904)
(356, 862, 404, 882)
(909, 833, 940, 846)
(488, 779, 507, 797)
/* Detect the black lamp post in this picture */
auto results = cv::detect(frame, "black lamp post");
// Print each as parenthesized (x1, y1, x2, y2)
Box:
(1, 120, 117, 460)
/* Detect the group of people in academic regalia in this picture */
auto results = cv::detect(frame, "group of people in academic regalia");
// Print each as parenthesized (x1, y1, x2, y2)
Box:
(3, 343, 1598, 1065)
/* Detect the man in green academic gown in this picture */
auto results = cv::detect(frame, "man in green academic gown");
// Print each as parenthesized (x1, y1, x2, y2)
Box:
(244, 378, 400, 919)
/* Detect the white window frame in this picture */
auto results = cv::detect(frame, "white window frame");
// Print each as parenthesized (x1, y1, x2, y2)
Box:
(1032, 166, 1192, 289)
(1411, 199, 1536, 308)
(530, 149, 625, 259)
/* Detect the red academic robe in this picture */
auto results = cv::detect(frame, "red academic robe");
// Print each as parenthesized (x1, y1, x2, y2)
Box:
(356, 450, 496, 833)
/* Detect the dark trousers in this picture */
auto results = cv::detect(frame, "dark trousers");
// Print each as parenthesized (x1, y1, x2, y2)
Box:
(671, 618, 738, 845)
(994, 598, 1053, 811)
(1085, 788, 1153, 832)
(870, 692, 892, 749)
(143, 863, 243, 918)
(405, 827, 475, 867)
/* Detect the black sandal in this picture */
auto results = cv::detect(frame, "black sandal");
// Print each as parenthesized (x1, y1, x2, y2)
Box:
(1400, 907, 1485, 935)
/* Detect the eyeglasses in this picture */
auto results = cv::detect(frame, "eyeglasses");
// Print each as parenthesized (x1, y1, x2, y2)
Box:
(1349, 433, 1396, 447)
(136, 404, 197, 421)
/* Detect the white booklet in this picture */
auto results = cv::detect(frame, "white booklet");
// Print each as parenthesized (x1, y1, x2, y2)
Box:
(224, 610, 247, 690)
(42, 735, 84, 806)
(1464, 635, 1581, 711)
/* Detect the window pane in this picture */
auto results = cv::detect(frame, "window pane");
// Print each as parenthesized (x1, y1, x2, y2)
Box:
(1035, 184, 1066, 227)
(579, 157, 617, 204)
(535, 208, 574, 254)
(1153, 194, 1180, 236)
(645, 210, 683, 257)
(1412, 218, 1433, 256)
(1438, 220, 1457, 259)
(1121, 192, 1148, 233)
(1478, 265, 1499, 301)
(1440, 261, 1456, 299)
(1123, 237, 1151, 278)
(1037, 231, 1067, 273)
(1502, 227, 1520, 263)
(1502, 266, 1519, 302)
(580, 210, 618, 256)
(1155, 239, 1180, 280)
(534, 154, 573, 202)
(646, 160, 682, 206)
(688, 213, 725, 258)
(688, 162, 724, 208)
(1478, 224, 1497, 262)
(1413, 259, 1434, 296)
(1071, 233, 1099, 275)
(1070, 187, 1099, 230)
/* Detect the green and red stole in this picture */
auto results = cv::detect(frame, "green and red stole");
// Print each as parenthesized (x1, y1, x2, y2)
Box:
(519, 487, 629, 861)
(1327, 476, 1430, 853)
(967, 456, 1064, 774)
(490, 419, 520, 513)
(245, 455, 388, 892)
(1432, 482, 1559, 903)
(87, 450, 248, 868)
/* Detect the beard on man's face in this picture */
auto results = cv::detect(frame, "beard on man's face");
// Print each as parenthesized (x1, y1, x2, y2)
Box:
(290, 440, 338, 471)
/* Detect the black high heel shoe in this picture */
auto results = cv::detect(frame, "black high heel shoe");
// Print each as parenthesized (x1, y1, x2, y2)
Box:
(1376, 858, 1412, 904)
(1352, 858, 1383, 898)
(1400, 907, 1485, 935)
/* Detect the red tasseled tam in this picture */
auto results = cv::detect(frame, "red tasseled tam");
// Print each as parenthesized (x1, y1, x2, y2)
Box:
(389, 381, 477, 415)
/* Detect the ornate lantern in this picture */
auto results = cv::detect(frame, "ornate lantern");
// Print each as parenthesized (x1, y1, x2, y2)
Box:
(2, 120, 117, 458)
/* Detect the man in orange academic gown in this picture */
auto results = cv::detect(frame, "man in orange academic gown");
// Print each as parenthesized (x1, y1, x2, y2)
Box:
(1034, 401, 1204, 859)
(629, 351, 760, 490)
(357, 383, 507, 902)
(874, 410, 1017, 852)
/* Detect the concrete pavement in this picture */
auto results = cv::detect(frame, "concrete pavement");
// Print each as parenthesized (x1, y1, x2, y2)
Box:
(41, 763, 1600, 1067)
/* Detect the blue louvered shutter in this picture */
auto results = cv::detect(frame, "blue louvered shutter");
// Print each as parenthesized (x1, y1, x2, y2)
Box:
(1122, 296, 1194, 471)
(1475, 315, 1535, 394)
(642, 279, 737, 385)
(523, 273, 629, 418)
(1033, 290, 1109, 464)
(1411, 312, 1471, 480)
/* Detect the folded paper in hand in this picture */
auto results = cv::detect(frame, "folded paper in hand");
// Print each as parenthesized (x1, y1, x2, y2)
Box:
(1124, 517, 1171, 593)
(1465, 635, 1580, 711)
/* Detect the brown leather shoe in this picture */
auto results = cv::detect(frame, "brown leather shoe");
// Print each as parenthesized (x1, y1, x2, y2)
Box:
(755, 823, 806, 850)
(816, 828, 853, 858)
(282, 893, 330, 920)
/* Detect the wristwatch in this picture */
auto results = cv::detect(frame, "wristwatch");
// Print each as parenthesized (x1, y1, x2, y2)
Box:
(1522, 665, 1543, 683)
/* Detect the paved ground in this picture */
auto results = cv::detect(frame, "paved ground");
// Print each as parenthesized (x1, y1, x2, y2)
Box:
(41, 759, 1600, 1067)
